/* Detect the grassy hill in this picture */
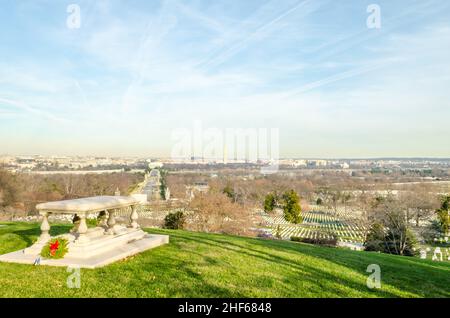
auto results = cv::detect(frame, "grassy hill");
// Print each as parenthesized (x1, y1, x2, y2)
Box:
(0, 222, 449, 298)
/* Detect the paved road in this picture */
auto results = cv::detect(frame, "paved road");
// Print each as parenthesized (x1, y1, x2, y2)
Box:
(141, 179, 159, 195)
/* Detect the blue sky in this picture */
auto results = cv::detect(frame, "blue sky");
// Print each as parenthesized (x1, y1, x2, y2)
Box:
(1, 0, 450, 158)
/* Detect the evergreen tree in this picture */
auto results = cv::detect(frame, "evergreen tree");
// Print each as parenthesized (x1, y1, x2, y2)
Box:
(282, 190, 303, 224)
(275, 225, 282, 239)
(436, 196, 450, 235)
(264, 193, 277, 213)
(223, 185, 235, 200)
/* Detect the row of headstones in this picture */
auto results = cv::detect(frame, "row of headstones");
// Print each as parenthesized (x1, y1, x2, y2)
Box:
(419, 247, 450, 261)
(265, 213, 365, 241)
(266, 216, 363, 241)
(310, 205, 359, 217)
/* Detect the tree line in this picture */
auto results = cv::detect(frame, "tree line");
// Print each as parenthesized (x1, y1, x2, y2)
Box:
(0, 168, 143, 215)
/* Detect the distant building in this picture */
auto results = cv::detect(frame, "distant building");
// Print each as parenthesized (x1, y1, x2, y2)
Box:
(293, 160, 307, 167)
(147, 161, 163, 169)
(307, 160, 328, 167)
(0, 156, 14, 165)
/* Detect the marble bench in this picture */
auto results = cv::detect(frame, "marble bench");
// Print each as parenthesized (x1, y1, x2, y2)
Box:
(0, 196, 169, 268)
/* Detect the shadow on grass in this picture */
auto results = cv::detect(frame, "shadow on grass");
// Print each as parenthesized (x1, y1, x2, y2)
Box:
(248, 238, 450, 297)
(146, 256, 246, 297)
(96, 248, 245, 297)
(2, 224, 447, 297)
(165, 231, 390, 297)
(150, 229, 450, 298)
(10, 224, 72, 248)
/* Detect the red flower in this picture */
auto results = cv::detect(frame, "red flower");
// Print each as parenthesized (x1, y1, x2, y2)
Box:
(49, 240, 59, 256)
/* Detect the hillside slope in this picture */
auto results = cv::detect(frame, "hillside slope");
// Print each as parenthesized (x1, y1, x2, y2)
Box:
(0, 222, 449, 298)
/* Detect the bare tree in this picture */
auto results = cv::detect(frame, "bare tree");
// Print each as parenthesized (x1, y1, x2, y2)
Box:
(187, 192, 255, 236)
(367, 197, 417, 256)
(399, 184, 440, 227)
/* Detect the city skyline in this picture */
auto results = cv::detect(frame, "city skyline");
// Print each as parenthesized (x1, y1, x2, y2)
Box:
(1, 0, 450, 157)
(2, 153, 450, 161)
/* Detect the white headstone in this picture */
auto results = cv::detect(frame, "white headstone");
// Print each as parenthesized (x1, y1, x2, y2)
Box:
(419, 249, 427, 259)
(432, 247, 443, 262)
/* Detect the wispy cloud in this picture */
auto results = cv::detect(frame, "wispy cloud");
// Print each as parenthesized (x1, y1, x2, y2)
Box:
(283, 59, 395, 98)
(1, 0, 450, 156)
(196, 0, 323, 71)
(0, 97, 70, 123)
(173, 0, 227, 35)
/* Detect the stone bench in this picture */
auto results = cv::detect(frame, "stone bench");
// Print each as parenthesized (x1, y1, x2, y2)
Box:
(34, 195, 141, 244)
(0, 195, 169, 268)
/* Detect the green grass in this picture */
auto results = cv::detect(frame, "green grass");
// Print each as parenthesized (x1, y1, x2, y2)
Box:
(0, 222, 449, 298)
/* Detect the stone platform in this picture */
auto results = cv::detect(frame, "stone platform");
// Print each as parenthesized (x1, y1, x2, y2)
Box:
(0, 196, 169, 269)
(0, 226, 169, 269)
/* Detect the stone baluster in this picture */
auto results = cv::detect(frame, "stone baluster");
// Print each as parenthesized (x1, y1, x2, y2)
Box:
(71, 214, 80, 233)
(129, 205, 139, 229)
(97, 210, 108, 228)
(39, 212, 51, 242)
(76, 213, 89, 243)
(106, 209, 116, 235)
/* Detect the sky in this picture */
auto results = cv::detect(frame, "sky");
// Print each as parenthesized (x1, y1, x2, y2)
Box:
(0, 0, 450, 158)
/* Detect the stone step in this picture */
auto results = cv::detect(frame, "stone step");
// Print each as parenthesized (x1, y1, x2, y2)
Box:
(0, 234, 169, 269)
(64, 228, 147, 258)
